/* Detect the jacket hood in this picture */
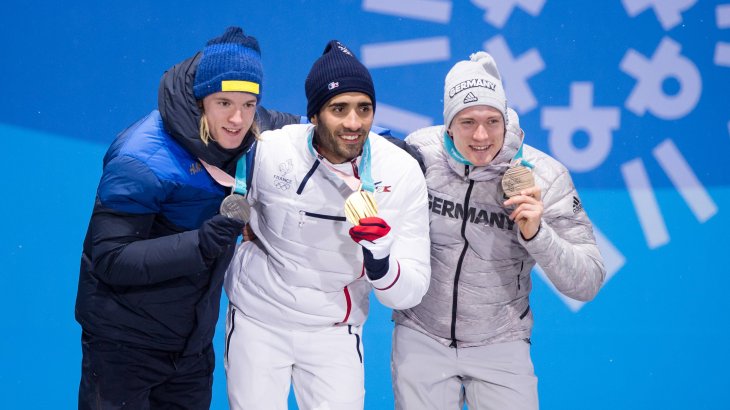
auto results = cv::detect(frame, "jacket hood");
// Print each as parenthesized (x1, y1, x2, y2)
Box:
(158, 52, 254, 174)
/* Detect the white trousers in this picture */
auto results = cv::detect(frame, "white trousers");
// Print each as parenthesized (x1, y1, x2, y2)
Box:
(225, 304, 365, 410)
(392, 325, 539, 410)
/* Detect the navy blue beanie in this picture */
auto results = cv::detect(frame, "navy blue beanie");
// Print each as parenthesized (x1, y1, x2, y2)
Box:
(193, 27, 263, 101)
(305, 40, 375, 119)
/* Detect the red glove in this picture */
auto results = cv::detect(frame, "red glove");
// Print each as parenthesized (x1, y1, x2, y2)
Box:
(349, 217, 394, 280)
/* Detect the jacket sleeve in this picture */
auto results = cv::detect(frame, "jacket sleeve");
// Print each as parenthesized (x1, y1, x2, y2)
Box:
(519, 168, 606, 301)
(367, 161, 432, 309)
(255, 105, 305, 132)
(89, 155, 210, 286)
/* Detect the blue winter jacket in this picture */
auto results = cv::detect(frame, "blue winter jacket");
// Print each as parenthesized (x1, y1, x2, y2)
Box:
(75, 52, 300, 355)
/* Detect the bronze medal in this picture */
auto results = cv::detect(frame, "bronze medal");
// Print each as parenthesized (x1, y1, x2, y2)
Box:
(344, 190, 378, 225)
(220, 194, 251, 223)
(501, 165, 535, 197)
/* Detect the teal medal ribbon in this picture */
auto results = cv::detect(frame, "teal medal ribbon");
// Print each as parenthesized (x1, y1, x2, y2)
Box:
(358, 138, 374, 193)
(443, 131, 473, 166)
(233, 152, 248, 195)
(512, 143, 534, 169)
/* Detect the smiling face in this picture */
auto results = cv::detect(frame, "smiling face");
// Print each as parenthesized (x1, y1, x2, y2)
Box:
(448, 105, 505, 166)
(201, 91, 257, 149)
(311, 92, 374, 164)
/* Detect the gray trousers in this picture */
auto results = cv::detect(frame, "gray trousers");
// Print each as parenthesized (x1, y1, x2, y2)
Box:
(392, 325, 539, 410)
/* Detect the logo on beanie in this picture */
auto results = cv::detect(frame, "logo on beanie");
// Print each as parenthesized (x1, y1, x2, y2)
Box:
(463, 92, 478, 103)
(336, 42, 353, 56)
(448, 78, 497, 98)
(328, 81, 340, 90)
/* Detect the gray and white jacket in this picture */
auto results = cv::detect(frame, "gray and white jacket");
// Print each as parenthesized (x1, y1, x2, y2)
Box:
(394, 111, 606, 347)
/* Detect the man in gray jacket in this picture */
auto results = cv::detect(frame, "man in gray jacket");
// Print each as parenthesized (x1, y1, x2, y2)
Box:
(392, 51, 606, 409)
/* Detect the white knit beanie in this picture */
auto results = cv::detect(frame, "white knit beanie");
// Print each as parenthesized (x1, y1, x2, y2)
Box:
(443, 51, 507, 128)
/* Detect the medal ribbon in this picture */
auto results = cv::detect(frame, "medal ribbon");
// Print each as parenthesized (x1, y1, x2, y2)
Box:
(199, 145, 254, 194)
(443, 131, 473, 166)
(233, 151, 248, 195)
(512, 144, 534, 169)
(308, 129, 374, 193)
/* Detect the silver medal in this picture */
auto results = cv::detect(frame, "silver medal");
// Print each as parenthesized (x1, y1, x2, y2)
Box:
(220, 194, 251, 223)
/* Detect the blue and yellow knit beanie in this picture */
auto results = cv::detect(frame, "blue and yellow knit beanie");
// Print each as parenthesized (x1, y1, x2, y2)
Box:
(193, 26, 263, 101)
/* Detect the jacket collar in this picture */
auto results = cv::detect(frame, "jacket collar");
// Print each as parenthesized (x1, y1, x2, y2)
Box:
(157, 52, 254, 176)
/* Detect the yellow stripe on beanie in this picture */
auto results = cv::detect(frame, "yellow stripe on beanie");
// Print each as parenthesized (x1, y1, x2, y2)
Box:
(221, 80, 260, 94)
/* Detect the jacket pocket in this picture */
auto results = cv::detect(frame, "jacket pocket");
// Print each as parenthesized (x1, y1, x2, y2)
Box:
(282, 210, 352, 253)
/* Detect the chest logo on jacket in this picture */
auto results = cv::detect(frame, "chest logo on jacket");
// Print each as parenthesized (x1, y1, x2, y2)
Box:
(374, 181, 392, 193)
(428, 193, 515, 231)
(274, 159, 294, 191)
(189, 161, 203, 175)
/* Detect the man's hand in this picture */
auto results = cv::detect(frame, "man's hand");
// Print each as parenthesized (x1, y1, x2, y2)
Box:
(349, 217, 394, 280)
(242, 224, 257, 242)
(198, 215, 245, 263)
(504, 186, 543, 241)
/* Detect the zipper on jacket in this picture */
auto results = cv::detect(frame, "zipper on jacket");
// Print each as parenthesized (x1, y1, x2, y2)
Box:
(449, 178, 475, 348)
(299, 210, 347, 224)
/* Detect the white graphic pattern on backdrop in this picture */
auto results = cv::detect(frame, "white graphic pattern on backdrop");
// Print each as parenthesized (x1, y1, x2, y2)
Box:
(470, 0, 546, 28)
(362, 0, 453, 23)
(622, 0, 697, 30)
(483, 35, 544, 114)
(716, 4, 730, 67)
(620, 37, 702, 120)
(541, 83, 620, 173)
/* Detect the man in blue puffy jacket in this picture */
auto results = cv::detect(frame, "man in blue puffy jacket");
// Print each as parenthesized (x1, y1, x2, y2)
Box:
(75, 26, 300, 409)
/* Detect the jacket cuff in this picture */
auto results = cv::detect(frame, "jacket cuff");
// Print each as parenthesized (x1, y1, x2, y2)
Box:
(368, 259, 401, 291)
(519, 220, 551, 253)
(520, 222, 542, 242)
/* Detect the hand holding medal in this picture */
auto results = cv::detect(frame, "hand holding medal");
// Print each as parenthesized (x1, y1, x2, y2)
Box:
(502, 145, 542, 240)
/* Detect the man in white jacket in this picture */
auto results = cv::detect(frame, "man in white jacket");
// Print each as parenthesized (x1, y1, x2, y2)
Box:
(223, 40, 431, 410)
(392, 52, 606, 409)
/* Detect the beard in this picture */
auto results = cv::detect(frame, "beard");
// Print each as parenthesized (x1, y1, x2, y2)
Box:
(314, 123, 367, 164)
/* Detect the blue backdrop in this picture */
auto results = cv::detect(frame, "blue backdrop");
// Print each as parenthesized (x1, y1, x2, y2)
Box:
(2, 1, 728, 408)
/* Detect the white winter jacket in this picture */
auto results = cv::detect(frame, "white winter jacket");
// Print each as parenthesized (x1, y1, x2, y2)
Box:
(225, 124, 431, 330)
(394, 113, 606, 347)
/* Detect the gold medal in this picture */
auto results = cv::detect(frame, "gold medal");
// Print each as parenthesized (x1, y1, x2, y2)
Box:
(501, 165, 535, 197)
(344, 190, 378, 225)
